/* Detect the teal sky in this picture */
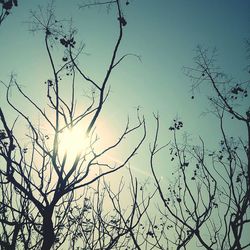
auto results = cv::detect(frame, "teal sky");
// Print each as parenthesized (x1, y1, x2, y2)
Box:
(0, 1, 250, 248)
(0, 0, 249, 176)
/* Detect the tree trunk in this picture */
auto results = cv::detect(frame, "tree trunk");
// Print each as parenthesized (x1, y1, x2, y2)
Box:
(41, 211, 55, 250)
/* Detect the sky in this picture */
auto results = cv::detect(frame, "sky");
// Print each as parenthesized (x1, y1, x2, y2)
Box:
(0, 0, 249, 176)
(0, 0, 250, 248)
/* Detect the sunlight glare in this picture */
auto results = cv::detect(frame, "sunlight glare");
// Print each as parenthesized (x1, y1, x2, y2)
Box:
(58, 126, 89, 163)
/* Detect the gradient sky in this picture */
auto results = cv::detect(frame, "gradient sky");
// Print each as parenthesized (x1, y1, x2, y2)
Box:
(0, 0, 250, 174)
(1, 0, 250, 175)
(0, 0, 250, 181)
(0, 0, 250, 248)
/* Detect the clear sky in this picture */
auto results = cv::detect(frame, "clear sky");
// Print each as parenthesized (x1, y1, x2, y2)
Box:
(1, 3, 249, 109)
(0, 0, 249, 172)
(0, 0, 250, 248)
(0, 0, 250, 176)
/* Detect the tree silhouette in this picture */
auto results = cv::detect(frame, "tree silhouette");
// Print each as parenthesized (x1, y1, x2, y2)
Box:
(0, 1, 148, 249)
(1, 1, 249, 250)
(0, 0, 18, 26)
(150, 46, 250, 249)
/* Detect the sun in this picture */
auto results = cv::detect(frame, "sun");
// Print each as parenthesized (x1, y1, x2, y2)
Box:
(58, 126, 90, 163)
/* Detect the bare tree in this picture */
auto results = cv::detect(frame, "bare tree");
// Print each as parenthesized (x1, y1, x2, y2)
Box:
(2, 1, 248, 249)
(0, 172, 35, 250)
(0, 0, 18, 26)
(63, 169, 154, 250)
(0, 1, 147, 249)
(150, 46, 250, 249)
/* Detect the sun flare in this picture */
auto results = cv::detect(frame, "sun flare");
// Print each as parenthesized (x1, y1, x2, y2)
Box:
(58, 126, 90, 162)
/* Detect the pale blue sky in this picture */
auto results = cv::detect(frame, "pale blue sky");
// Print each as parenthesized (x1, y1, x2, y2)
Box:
(0, 0, 249, 174)
(0, 1, 250, 248)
